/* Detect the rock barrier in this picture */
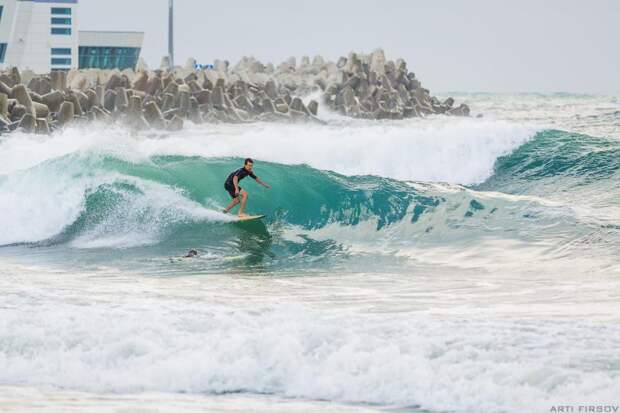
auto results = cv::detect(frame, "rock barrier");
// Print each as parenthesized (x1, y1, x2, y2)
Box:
(0, 49, 469, 135)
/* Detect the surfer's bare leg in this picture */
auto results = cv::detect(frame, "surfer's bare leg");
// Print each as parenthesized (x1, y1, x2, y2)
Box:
(223, 197, 239, 213)
(238, 190, 248, 217)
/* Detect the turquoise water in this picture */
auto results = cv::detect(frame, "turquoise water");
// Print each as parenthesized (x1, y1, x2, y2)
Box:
(2, 129, 617, 273)
(1, 94, 619, 412)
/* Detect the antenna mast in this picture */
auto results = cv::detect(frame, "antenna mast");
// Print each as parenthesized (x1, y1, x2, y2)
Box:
(168, 0, 174, 69)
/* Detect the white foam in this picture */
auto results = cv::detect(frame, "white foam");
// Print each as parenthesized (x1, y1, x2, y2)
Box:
(70, 176, 233, 249)
(0, 117, 538, 185)
(0, 158, 91, 245)
(142, 118, 538, 185)
(0, 123, 148, 175)
(0, 156, 231, 247)
(1, 273, 619, 412)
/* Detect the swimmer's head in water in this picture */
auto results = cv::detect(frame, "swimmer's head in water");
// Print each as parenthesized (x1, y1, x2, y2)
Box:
(185, 249, 198, 257)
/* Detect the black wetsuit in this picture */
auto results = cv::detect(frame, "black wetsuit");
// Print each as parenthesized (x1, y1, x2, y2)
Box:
(224, 167, 257, 198)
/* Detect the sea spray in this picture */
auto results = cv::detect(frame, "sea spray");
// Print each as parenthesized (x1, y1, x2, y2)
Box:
(0, 117, 538, 184)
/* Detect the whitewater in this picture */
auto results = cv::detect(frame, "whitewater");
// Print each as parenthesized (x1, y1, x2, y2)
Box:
(1, 93, 619, 413)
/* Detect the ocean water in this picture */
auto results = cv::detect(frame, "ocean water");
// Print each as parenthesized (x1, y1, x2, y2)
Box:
(0, 93, 619, 413)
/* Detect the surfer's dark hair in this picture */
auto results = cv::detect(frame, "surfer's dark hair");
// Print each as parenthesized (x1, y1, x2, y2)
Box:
(244, 158, 253, 165)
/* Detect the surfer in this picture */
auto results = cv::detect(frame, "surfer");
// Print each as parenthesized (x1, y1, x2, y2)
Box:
(168, 249, 198, 262)
(223, 158, 271, 217)
(184, 249, 198, 258)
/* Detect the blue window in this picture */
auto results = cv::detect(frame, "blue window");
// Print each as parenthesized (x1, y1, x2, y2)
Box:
(51, 17, 72, 25)
(51, 48, 72, 55)
(51, 28, 71, 35)
(51, 57, 72, 66)
(0, 6, 4, 21)
(0, 43, 6, 64)
(51, 7, 72, 15)
(79, 46, 141, 70)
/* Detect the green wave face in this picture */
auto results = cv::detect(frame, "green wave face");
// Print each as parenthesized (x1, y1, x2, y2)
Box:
(478, 129, 620, 195)
(101, 155, 421, 229)
(45, 156, 446, 272)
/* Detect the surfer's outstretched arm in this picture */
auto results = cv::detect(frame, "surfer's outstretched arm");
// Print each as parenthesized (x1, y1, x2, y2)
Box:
(255, 177, 271, 189)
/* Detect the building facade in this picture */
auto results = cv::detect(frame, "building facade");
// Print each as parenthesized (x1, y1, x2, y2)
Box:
(0, 0, 143, 73)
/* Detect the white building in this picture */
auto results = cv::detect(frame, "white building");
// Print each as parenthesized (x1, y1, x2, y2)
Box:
(0, 0, 143, 73)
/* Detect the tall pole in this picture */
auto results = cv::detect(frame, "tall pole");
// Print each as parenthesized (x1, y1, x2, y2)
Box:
(168, 0, 174, 69)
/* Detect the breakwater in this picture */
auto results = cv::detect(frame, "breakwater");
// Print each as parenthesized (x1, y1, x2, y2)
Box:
(0, 49, 469, 135)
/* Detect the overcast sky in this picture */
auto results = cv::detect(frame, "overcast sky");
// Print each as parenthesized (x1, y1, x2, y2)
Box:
(79, 0, 620, 94)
